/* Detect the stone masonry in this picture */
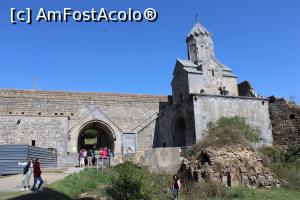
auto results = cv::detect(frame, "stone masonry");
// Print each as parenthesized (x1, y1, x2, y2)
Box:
(269, 96, 300, 149)
(0, 90, 167, 166)
(0, 21, 275, 168)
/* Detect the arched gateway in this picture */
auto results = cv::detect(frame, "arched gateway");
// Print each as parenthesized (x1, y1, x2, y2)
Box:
(78, 121, 115, 152)
(172, 115, 186, 147)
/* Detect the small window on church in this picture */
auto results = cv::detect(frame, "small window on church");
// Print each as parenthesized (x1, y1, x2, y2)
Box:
(32, 140, 35, 146)
(197, 65, 202, 71)
(290, 114, 296, 120)
(212, 70, 215, 77)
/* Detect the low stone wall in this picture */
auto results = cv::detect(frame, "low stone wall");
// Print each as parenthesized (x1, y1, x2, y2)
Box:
(148, 147, 181, 173)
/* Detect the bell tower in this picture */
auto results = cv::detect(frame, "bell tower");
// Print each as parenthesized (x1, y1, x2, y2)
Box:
(186, 21, 215, 67)
(171, 20, 239, 102)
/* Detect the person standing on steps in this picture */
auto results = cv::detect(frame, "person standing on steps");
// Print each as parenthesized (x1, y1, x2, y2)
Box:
(83, 149, 87, 166)
(172, 175, 181, 200)
(87, 149, 93, 167)
(31, 158, 44, 192)
(79, 149, 85, 167)
(17, 159, 33, 191)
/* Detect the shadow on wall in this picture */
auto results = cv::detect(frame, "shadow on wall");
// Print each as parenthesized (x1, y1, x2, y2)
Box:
(152, 97, 196, 148)
(152, 102, 171, 148)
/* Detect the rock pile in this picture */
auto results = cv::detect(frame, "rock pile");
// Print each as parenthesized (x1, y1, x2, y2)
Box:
(110, 151, 147, 166)
(178, 144, 284, 188)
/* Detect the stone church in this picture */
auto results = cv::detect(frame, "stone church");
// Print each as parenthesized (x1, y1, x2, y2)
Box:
(0, 22, 272, 166)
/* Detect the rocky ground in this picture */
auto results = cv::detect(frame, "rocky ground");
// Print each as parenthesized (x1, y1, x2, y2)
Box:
(178, 144, 287, 188)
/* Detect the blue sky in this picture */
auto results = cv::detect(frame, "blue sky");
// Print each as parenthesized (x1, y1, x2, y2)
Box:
(0, 0, 299, 103)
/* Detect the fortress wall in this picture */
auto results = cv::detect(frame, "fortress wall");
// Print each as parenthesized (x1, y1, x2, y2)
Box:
(193, 95, 272, 144)
(0, 116, 68, 166)
(0, 89, 168, 164)
(269, 99, 300, 148)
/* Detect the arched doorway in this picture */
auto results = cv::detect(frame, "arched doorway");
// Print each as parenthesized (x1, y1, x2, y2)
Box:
(78, 121, 115, 152)
(173, 115, 186, 147)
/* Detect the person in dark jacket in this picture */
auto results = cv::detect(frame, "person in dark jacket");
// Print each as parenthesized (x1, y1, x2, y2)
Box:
(87, 149, 93, 167)
(172, 175, 181, 200)
(31, 158, 43, 192)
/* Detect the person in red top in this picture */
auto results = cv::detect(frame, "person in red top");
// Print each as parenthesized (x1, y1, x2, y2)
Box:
(100, 147, 108, 159)
(100, 147, 108, 166)
(31, 158, 44, 192)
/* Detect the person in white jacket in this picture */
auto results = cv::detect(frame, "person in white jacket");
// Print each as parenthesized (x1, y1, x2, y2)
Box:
(17, 159, 33, 191)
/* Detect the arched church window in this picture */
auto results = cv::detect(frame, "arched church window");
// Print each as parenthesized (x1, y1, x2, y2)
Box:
(190, 44, 196, 53)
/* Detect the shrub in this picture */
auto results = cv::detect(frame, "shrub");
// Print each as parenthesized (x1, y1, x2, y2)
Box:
(259, 145, 300, 191)
(271, 160, 300, 191)
(286, 144, 300, 162)
(258, 145, 285, 163)
(106, 161, 157, 200)
(188, 116, 261, 156)
(207, 116, 261, 143)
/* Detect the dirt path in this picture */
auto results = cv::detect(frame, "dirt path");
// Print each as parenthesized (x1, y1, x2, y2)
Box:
(0, 168, 83, 192)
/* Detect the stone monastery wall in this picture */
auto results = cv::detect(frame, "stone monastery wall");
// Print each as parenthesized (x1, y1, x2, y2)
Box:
(0, 89, 168, 165)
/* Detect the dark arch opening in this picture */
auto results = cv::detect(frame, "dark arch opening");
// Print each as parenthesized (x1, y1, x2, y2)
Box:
(78, 121, 115, 153)
(173, 115, 186, 147)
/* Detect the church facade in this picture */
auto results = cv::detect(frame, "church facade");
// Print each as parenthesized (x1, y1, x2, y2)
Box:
(0, 22, 272, 166)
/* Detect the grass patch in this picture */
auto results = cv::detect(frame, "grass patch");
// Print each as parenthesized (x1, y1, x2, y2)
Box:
(269, 160, 300, 191)
(48, 168, 111, 198)
(258, 145, 300, 191)
(178, 186, 300, 200)
(1, 168, 300, 200)
(230, 187, 300, 200)
(181, 180, 234, 199)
